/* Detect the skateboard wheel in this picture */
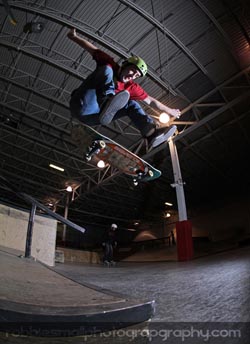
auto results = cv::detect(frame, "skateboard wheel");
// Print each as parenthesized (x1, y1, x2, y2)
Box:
(133, 179, 139, 186)
(149, 170, 154, 177)
(136, 170, 144, 179)
(99, 140, 106, 148)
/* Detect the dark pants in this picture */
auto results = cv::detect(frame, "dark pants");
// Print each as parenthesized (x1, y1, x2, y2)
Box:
(69, 65, 155, 137)
(103, 242, 114, 262)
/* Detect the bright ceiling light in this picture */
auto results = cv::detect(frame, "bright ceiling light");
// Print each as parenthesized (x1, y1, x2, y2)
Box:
(159, 112, 170, 123)
(66, 186, 73, 192)
(49, 163, 64, 172)
(165, 202, 173, 206)
(97, 160, 105, 168)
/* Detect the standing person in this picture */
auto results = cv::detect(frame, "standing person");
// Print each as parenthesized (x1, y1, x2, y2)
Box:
(67, 28, 181, 148)
(170, 230, 176, 246)
(102, 224, 118, 266)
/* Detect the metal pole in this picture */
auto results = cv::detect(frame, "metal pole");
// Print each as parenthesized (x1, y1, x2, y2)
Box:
(62, 192, 70, 242)
(168, 138, 187, 221)
(25, 203, 37, 258)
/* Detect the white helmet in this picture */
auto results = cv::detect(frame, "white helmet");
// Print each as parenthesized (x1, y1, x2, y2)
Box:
(111, 223, 117, 229)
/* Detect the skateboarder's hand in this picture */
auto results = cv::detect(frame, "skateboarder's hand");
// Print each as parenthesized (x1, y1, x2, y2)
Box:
(67, 28, 76, 39)
(169, 108, 181, 119)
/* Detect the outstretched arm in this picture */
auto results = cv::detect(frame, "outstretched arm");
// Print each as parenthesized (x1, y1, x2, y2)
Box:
(67, 28, 98, 56)
(143, 95, 181, 119)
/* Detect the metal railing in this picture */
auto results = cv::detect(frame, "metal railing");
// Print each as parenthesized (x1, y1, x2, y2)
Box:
(0, 175, 86, 258)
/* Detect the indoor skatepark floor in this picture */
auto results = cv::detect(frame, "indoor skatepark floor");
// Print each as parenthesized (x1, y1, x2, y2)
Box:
(1, 246, 249, 343)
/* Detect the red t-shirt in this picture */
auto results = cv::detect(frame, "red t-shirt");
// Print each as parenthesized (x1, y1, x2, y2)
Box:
(93, 50, 148, 101)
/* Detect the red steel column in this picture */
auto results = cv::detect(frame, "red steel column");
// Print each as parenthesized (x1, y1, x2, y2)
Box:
(176, 220, 193, 261)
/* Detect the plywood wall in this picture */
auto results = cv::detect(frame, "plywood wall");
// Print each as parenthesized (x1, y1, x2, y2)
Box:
(0, 204, 57, 266)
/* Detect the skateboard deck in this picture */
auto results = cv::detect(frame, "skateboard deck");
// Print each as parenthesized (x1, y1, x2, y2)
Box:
(71, 124, 161, 185)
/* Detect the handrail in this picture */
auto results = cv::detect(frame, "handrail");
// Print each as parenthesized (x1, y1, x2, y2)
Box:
(0, 175, 86, 234)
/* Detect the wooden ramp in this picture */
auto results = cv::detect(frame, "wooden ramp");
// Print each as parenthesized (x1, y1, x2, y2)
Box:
(0, 247, 154, 337)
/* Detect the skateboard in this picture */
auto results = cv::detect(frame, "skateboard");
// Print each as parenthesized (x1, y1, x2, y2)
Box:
(71, 124, 161, 185)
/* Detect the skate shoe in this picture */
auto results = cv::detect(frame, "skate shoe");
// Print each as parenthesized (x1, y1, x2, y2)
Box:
(99, 90, 130, 125)
(148, 125, 177, 148)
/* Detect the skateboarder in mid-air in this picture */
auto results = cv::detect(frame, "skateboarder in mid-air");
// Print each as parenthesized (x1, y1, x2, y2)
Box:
(102, 224, 118, 266)
(68, 28, 181, 148)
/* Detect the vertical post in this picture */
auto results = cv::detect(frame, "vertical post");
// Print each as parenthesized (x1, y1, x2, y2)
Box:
(62, 192, 70, 243)
(25, 203, 37, 258)
(168, 138, 187, 221)
(169, 138, 193, 261)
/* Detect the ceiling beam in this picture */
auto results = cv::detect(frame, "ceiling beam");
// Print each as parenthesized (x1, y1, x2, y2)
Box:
(174, 90, 250, 142)
(119, 0, 207, 75)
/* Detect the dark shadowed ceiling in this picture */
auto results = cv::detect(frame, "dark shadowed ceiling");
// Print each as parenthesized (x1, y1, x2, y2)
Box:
(0, 0, 250, 231)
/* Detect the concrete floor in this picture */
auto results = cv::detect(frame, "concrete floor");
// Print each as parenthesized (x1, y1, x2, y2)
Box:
(53, 246, 250, 322)
(52, 246, 250, 343)
(0, 246, 249, 343)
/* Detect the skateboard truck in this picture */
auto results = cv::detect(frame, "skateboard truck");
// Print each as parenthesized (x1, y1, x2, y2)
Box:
(133, 168, 154, 185)
(86, 140, 106, 161)
(132, 169, 145, 186)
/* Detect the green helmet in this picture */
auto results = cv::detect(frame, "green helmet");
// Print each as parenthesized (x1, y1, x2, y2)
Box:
(123, 56, 147, 77)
